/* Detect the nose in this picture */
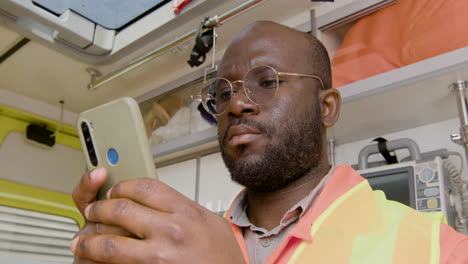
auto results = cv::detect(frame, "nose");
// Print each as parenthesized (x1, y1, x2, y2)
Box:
(227, 81, 259, 118)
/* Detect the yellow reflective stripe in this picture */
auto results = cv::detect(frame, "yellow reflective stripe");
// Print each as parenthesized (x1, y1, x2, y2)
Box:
(349, 191, 403, 264)
(288, 179, 443, 264)
(0, 179, 84, 227)
(430, 213, 443, 264)
(289, 181, 369, 264)
(418, 211, 444, 263)
(287, 237, 308, 264)
(310, 180, 369, 236)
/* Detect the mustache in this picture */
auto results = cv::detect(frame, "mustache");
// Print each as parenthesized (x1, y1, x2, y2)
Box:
(222, 118, 270, 144)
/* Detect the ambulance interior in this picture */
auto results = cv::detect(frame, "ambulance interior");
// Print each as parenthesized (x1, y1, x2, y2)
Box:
(1, 0, 468, 263)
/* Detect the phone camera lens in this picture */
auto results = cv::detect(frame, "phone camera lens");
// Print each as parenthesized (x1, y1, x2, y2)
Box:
(81, 122, 88, 132)
(81, 121, 98, 167)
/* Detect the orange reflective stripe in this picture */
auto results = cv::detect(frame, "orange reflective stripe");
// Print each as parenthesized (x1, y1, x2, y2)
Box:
(225, 189, 250, 264)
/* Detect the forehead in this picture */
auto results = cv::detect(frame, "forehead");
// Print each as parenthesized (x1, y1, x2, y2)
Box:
(217, 26, 310, 78)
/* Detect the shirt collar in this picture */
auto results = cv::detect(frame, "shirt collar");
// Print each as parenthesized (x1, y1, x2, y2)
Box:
(228, 167, 335, 236)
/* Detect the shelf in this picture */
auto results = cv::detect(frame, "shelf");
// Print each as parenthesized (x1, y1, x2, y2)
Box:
(329, 47, 468, 144)
(151, 47, 468, 164)
(152, 127, 218, 166)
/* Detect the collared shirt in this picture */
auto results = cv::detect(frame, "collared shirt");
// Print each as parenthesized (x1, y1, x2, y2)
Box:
(229, 167, 334, 264)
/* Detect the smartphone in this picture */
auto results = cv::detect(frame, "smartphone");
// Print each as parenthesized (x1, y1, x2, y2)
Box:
(77, 97, 157, 199)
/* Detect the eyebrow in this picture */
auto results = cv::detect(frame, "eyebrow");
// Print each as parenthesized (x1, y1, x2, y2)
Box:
(216, 63, 282, 79)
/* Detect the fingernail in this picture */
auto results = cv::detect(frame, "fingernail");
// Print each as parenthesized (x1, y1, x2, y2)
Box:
(106, 188, 112, 199)
(84, 204, 91, 219)
(90, 168, 104, 181)
(70, 237, 78, 253)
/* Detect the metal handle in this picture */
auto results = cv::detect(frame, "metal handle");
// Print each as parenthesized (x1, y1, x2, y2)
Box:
(358, 138, 421, 170)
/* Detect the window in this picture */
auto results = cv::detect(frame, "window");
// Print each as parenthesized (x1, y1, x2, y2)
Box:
(32, 0, 170, 30)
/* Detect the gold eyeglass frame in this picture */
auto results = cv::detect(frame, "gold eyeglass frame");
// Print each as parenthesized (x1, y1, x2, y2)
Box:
(199, 65, 326, 116)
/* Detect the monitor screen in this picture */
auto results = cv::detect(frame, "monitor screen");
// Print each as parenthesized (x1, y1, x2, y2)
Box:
(361, 166, 415, 208)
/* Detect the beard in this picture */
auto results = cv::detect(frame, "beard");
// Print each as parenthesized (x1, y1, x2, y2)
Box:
(219, 103, 323, 192)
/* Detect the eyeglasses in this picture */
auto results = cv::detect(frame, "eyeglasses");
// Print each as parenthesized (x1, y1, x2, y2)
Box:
(200, 65, 325, 116)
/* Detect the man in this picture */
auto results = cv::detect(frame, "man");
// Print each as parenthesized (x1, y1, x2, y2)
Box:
(70, 21, 468, 263)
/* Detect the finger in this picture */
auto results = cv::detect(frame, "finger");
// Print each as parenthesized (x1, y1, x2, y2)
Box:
(73, 255, 104, 264)
(94, 223, 132, 237)
(72, 168, 107, 214)
(109, 178, 192, 213)
(73, 222, 128, 264)
(85, 198, 171, 238)
(71, 235, 149, 264)
(75, 223, 132, 242)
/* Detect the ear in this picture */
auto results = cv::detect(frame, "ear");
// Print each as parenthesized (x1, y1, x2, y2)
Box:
(319, 88, 341, 128)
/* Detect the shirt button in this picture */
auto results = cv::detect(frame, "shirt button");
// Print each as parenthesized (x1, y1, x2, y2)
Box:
(260, 238, 271, 247)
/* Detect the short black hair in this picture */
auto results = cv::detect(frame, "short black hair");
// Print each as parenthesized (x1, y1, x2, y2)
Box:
(303, 33, 332, 89)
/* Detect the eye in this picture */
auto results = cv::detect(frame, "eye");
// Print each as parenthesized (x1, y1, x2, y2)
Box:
(216, 87, 232, 102)
(219, 91, 232, 101)
(258, 78, 277, 89)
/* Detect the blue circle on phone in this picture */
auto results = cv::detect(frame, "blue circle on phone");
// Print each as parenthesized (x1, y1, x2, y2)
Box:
(107, 148, 119, 165)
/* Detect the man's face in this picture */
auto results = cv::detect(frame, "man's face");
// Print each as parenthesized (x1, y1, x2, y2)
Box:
(216, 24, 325, 192)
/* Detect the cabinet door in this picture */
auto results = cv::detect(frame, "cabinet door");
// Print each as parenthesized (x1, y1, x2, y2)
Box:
(198, 153, 243, 212)
(158, 159, 197, 201)
(0, 131, 86, 193)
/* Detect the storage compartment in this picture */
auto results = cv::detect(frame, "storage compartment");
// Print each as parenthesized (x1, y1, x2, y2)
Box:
(139, 76, 213, 146)
(316, 0, 468, 89)
(312, 0, 468, 146)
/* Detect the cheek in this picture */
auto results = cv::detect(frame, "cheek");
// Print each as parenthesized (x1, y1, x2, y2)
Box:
(260, 96, 296, 139)
(267, 90, 310, 122)
(217, 118, 227, 138)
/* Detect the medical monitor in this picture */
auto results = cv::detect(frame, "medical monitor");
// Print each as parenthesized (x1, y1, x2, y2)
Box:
(357, 157, 454, 228)
(362, 166, 416, 208)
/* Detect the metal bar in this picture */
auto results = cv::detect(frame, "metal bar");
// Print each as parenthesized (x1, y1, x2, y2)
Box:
(450, 81, 468, 127)
(195, 156, 200, 203)
(328, 139, 335, 166)
(449, 81, 468, 169)
(89, 0, 268, 90)
(0, 38, 29, 64)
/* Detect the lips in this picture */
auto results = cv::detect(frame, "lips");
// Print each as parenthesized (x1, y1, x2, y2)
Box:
(226, 124, 261, 147)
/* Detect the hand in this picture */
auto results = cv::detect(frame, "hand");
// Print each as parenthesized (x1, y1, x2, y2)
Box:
(72, 168, 133, 264)
(70, 177, 246, 264)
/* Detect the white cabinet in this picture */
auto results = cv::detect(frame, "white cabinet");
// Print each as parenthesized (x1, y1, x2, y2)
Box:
(158, 153, 242, 212)
(198, 153, 243, 212)
(328, 48, 468, 144)
(158, 158, 197, 201)
(0, 131, 86, 194)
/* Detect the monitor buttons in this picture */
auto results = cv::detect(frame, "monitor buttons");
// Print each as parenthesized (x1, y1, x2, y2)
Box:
(427, 199, 438, 209)
(418, 168, 434, 183)
(424, 187, 439, 197)
(417, 198, 441, 211)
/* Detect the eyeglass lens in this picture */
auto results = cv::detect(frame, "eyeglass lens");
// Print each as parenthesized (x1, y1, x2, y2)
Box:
(201, 66, 279, 115)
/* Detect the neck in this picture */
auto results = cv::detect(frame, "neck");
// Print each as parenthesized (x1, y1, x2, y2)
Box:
(245, 160, 331, 230)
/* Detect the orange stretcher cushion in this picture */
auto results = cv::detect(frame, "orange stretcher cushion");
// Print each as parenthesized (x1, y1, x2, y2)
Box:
(332, 0, 468, 88)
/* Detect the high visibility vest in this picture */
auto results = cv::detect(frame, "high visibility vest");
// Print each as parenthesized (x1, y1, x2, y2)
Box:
(288, 180, 444, 264)
(227, 165, 446, 264)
